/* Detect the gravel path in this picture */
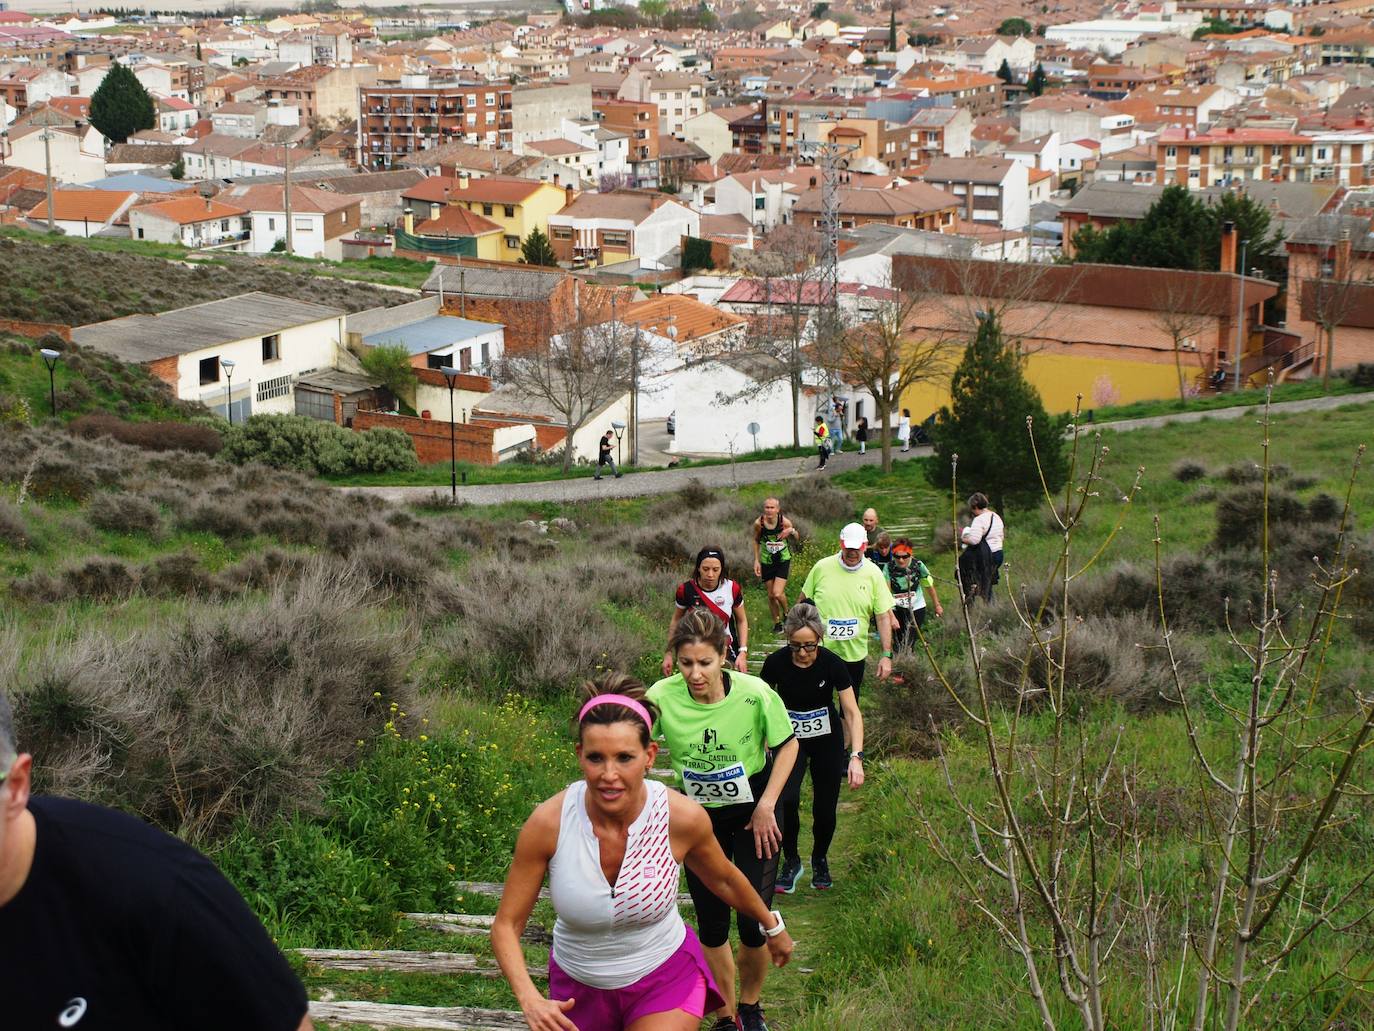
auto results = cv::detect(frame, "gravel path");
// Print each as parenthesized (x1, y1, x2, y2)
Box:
(344, 392, 1374, 507)
(345, 445, 925, 506)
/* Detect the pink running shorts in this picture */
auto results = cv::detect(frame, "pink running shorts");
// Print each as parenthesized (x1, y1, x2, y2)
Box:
(548, 925, 726, 1030)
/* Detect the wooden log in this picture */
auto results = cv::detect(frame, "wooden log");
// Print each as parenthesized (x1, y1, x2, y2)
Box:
(297, 949, 532, 978)
(402, 913, 551, 945)
(309, 1000, 526, 1030)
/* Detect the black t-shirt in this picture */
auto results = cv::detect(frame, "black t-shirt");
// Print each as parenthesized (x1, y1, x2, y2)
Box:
(0, 796, 308, 1031)
(599, 436, 612, 460)
(760, 646, 852, 732)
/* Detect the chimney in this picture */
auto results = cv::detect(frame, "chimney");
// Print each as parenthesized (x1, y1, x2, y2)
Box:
(459, 173, 469, 189)
(1336, 228, 1352, 282)
(565, 184, 575, 207)
(430, 202, 440, 221)
(1219, 219, 1237, 273)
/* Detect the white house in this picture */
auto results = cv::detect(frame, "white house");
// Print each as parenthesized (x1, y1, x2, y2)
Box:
(156, 95, 199, 134)
(4, 123, 105, 184)
(711, 172, 793, 232)
(72, 292, 346, 422)
(27, 189, 137, 237)
(921, 156, 1031, 231)
(130, 196, 252, 249)
(361, 314, 506, 377)
(548, 189, 699, 270)
(1044, 18, 1199, 58)
(218, 183, 361, 259)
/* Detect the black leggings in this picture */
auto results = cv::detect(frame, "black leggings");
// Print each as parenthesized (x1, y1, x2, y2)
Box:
(686, 798, 780, 949)
(781, 735, 846, 864)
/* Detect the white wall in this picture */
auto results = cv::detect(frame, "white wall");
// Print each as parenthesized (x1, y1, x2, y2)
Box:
(248, 209, 326, 257)
(637, 200, 700, 266)
(7, 129, 105, 184)
(174, 315, 343, 415)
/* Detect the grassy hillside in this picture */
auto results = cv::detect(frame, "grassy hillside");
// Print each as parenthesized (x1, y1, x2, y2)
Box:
(1, 400, 1370, 1028)
(0, 231, 417, 327)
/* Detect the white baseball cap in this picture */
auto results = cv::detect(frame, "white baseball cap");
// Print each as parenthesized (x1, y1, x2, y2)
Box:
(839, 522, 867, 549)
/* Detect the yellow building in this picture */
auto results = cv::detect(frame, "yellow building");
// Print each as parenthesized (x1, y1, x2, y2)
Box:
(401, 175, 573, 263)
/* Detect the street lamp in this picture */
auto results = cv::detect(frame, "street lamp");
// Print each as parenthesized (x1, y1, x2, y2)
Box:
(440, 365, 460, 503)
(39, 347, 60, 418)
(221, 358, 236, 425)
(611, 420, 625, 467)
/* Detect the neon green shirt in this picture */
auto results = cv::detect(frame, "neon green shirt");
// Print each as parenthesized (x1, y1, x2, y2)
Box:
(799, 552, 896, 662)
(647, 671, 794, 807)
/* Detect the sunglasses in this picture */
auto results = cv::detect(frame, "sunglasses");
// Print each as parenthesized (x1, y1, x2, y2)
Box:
(788, 641, 819, 653)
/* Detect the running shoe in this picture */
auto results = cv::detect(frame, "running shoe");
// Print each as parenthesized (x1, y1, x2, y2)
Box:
(738, 1001, 770, 1031)
(812, 856, 833, 890)
(775, 856, 803, 894)
(707, 1018, 738, 1031)
(772, 620, 784, 633)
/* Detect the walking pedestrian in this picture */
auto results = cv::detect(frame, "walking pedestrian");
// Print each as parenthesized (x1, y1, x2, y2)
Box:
(798, 522, 895, 745)
(595, 431, 622, 481)
(855, 416, 868, 456)
(751, 497, 797, 633)
(829, 397, 845, 453)
(957, 493, 1005, 603)
(761, 603, 864, 894)
(662, 547, 750, 678)
(813, 416, 830, 470)
(897, 408, 911, 452)
(887, 538, 941, 650)
(649, 610, 800, 1031)
(0, 692, 313, 1031)
(493, 674, 793, 1031)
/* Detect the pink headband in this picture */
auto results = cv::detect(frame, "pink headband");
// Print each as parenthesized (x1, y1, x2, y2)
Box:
(579, 693, 653, 730)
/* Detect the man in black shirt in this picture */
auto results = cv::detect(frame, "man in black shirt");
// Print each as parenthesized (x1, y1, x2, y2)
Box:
(594, 429, 622, 480)
(0, 691, 312, 1031)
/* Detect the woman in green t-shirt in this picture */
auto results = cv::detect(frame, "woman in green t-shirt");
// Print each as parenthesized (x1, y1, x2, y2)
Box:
(648, 608, 799, 1031)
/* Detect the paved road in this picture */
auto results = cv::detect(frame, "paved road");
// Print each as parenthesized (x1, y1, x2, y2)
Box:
(346, 392, 1374, 507)
(345, 444, 926, 506)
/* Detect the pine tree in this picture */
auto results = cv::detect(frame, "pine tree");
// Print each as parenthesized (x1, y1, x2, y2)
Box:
(888, 5, 897, 51)
(520, 226, 558, 267)
(1028, 63, 1047, 96)
(996, 58, 1014, 85)
(89, 63, 156, 143)
(926, 311, 1068, 512)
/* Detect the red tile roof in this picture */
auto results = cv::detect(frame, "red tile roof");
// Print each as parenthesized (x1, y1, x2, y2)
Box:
(27, 190, 135, 223)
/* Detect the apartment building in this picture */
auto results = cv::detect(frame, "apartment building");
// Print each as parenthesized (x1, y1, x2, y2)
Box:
(359, 75, 514, 171)
(1155, 125, 1374, 187)
(791, 181, 959, 233)
(909, 106, 974, 163)
(821, 119, 914, 172)
(898, 70, 1003, 118)
(616, 69, 706, 137)
(595, 99, 659, 186)
(921, 157, 1031, 231)
(261, 63, 376, 122)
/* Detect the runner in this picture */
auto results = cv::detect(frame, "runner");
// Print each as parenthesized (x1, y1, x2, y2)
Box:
(864, 531, 893, 575)
(751, 498, 798, 633)
(662, 547, 749, 678)
(493, 674, 794, 1031)
(887, 537, 942, 651)
(861, 508, 882, 547)
(649, 609, 800, 1031)
(761, 603, 864, 894)
(813, 416, 830, 470)
(798, 522, 895, 724)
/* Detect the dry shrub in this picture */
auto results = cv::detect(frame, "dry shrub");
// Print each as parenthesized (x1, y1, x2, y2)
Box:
(433, 555, 644, 700)
(1307, 492, 1343, 523)
(980, 613, 1202, 714)
(1214, 484, 1306, 550)
(13, 563, 415, 839)
(875, 651, 976, 758)
(676, 478, 713, 509)
(1221, 461, 1263, 485)
(1173, 459, 1209, 482)
(24, 456, 97, 503)
(142, 552, 215, 597)
(13, 557, 139, 603)
(69, 413, 222, 455)
(781, 478, 854, 524)
(180, 495, 257, 541)
(0, 501, 29, 548)
(634, 531, 693, 571)
(86, 491, 163, 537)
(217, 548, 312, 592)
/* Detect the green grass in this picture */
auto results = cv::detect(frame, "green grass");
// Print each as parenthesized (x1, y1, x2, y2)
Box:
(0, 335, 188, 424)
(1085, 376, 1365, 423)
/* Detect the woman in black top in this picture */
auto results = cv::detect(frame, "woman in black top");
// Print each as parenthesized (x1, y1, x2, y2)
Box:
(760, 602, 865, 893)
(855, 416, 869, 456)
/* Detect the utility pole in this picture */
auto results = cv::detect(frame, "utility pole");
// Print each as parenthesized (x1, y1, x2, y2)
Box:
(283, 143, 293, 255)
(630, 322, 641, 467)
(42, 127, 54, 233)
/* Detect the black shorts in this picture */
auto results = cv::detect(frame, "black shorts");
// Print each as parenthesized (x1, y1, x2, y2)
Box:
(684, 772, 779, 950)
(760, 559, 790, 582)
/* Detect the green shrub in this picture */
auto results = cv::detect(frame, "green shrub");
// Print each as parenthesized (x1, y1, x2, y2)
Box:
(220, 414, 417, 476)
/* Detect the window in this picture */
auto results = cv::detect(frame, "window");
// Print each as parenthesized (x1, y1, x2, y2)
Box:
(467, 93, 477, 106)
(267, 217, 276, 231)
(220, 219, 230, 232)
(467, 112, 477, 126)
(503, 205, 515, 217)
(199, 356, 220, 385)
(426, 353, 450, 371)
(552, 225, 572, 239)
(1165, 145, 1176, 157)
(1297, 145, 1308, 158)
(136, 227, 144, 239)
(1190, 146, 1200, 157)
(486, 110, 495, 124)
(504, 234, 520, 248)
(1317, 147, 1328, 160)
(481, 342, 490, 367)
(483, 204, 494, 216)
(603, 230, 629, 247)
(485, 93, 495, 105)
(1244, 146, 1255, 158)
(460, 347, 472, 372)
(294, 217, 311, 231)
(755, 196, 765, 210)
(262, 334, 281, 361)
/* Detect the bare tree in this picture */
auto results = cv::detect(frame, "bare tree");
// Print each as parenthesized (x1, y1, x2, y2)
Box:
(494, 292, 631, 473)
(908, 388, 1370, 1030)
(1148, 275, 1215, 402)
(832, 271, 955, 472)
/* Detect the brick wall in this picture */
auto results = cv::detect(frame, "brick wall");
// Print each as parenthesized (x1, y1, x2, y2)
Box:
(0, 318, 71, 342)
(354, 409, 497, 465)
(146, 355, 179, 390)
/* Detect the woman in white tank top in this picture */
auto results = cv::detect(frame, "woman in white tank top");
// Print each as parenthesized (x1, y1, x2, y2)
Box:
(493, 675, 794, 1031)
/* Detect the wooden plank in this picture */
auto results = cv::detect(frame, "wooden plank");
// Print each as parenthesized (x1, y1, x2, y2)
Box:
(309, 1000, 526, 1030)
(452, 881, 692, 904)
(402, 913, 550, 945)
(296, 949, 538, 978)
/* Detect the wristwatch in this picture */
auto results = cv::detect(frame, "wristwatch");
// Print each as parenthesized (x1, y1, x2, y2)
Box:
(851, 751, 865, 761)
(763, 910, 786, 937)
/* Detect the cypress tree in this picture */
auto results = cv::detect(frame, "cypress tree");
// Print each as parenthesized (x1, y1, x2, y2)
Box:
(926, 311, 1068, 512)
(996, 58, 1014, 85)
(520, 227, 558, 267)
(89, 64, 156, 143)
